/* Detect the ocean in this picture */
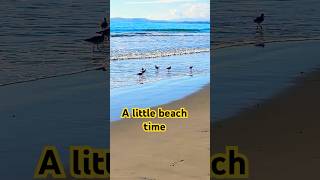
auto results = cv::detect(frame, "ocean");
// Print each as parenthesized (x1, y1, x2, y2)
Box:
(110, 18, 210, 89)
(110, 18, 210, 119)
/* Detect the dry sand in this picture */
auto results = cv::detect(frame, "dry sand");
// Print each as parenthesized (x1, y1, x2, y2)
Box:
(212, 69, 320, 179)
(111, 85, 210, 180)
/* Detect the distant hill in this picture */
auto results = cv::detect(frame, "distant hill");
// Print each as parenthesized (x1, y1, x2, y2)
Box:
(110, 17, 209, 23)
(111, 18, 150, 22)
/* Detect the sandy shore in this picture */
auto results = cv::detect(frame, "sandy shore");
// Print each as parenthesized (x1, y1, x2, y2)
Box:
(111, 85, 210, 180)
(212, 61, 320, 178)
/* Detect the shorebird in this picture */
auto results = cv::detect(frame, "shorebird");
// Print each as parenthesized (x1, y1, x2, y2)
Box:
(166, 66, 171, 71)
(100, 17, 108, 29)
(137, 68, 146, 76)
(254, 13, 264, 30)
(96, 29, 110, 40)
(189, 66, 193, 76)
(84, 33, 105, 51)
(155, 65, 159, 70)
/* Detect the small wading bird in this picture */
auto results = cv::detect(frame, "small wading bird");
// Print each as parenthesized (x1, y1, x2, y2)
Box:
(155, 65, 159, 70)
(137, 68, 146, 76)
(166, 66, 171, 71)
(84, 33, 106, 52)
(100, 17, 108, 29)
(189, 66, 193, 76)
(96, 29, 110, 40)
(254, 13, 265, 30)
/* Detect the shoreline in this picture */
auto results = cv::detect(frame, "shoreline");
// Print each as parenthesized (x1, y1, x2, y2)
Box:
(110, 51, 210, 121)
(110, 74, 210, 121)
(212, 40, 320, 120)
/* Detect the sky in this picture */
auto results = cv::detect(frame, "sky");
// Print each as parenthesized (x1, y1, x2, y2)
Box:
(110, 0, 210, 21)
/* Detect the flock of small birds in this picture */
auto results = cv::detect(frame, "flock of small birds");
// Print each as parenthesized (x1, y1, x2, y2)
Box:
(137, 65, 193, 76)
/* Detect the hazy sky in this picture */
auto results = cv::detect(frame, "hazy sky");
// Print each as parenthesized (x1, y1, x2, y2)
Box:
(111, 0, 209, 20)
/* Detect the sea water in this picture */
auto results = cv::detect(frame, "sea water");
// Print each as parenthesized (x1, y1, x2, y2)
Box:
(110, 18, 210, 89)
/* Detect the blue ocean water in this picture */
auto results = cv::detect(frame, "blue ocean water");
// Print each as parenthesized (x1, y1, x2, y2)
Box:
(110, 18, 210, 89)
(110, 18, 210, 60)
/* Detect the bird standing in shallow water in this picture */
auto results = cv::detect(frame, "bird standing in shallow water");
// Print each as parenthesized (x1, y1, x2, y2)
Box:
(96, 29, 110, 41)
(137, 68, 146, 76)
(100, 17, 108, 29)
(254, 13, 265, 30)
(155, 65, 159, 70)
(166, 66, 171, 71)
(189, 66, 193, 76)
(84, 33, 106, 52)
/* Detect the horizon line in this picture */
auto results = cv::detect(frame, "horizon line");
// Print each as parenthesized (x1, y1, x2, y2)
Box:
(110, 17, 210, 22)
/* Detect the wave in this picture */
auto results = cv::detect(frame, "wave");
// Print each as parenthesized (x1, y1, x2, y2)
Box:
(111, 28, 209, 34)
(111, 48, 210, 60)
(111, 32, 208, 37)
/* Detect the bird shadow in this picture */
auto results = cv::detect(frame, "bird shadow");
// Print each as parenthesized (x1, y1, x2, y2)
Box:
(254, 30, 266, 48)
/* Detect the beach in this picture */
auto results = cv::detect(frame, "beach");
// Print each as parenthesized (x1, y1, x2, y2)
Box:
(109, 17, 210, 179)
(211, 40, 320, 179)
(111, 84, 210, 180)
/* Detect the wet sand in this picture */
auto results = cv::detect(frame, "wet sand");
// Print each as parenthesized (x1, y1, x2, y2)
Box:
(111, 85, 210, 180)
(212, 42, 320, 179)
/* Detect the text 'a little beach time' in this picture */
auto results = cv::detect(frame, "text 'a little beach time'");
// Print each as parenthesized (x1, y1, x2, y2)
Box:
(120, 107, 189, 133)
(120, 107, 189, 119)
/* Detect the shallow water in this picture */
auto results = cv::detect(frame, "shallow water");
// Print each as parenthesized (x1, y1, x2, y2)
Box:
(111, 53, 210, 120)
(111, 52, 209, 89)
(213, 0, 320, 45)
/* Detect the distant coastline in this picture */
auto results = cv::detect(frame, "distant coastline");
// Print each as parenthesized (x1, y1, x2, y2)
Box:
(110, 17, 209, 23)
